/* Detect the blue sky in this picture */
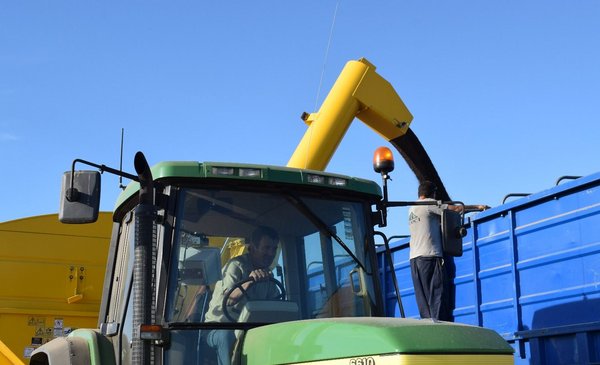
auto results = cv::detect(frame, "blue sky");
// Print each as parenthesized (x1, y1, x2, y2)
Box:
(1, 1, 599, 236)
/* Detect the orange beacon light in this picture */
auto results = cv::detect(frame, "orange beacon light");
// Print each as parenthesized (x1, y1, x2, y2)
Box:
(373, 146, 394, 175)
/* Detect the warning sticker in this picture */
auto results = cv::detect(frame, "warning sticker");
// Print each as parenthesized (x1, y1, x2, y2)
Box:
(28, 317, 45, 327)
(24, 347, 35, 358)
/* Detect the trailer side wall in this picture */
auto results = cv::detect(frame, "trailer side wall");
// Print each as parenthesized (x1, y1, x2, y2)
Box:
(380, 172, 600, 364)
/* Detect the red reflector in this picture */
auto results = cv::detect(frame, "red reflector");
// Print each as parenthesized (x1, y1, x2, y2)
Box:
(140, 324, 162, 332)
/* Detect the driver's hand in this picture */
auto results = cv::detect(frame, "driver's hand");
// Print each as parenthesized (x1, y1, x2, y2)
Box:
(249, 269, 272, 282)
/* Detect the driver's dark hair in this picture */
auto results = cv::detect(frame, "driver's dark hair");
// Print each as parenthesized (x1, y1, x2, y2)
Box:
(418, 180, 437, 199)
(250, 226, 279, 247)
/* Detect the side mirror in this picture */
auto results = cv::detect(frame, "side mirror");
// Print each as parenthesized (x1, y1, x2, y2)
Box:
(59, 170, 101, 223)
(441, 209, 465, 257)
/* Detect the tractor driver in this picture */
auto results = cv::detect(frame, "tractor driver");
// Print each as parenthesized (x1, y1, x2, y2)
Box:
(204, 226, 280, 365)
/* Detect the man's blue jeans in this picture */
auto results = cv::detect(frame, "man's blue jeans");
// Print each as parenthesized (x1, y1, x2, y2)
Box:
(206, 329, 235, 365)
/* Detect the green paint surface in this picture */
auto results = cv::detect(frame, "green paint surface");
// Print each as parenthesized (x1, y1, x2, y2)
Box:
(242, 317, 514, 364)
(115, 161, 382, 210)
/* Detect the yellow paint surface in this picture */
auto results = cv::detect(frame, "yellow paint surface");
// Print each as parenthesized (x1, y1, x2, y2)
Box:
(0, 212, 112, 363)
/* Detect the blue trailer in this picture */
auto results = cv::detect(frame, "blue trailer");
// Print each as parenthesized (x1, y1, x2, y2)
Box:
(379, 172, 600, 364)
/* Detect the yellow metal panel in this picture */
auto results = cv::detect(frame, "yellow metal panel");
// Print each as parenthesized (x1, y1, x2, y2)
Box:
(0, 212, 112, 363)
(0, 340, 24, 365)
(353, 64, 413, 140)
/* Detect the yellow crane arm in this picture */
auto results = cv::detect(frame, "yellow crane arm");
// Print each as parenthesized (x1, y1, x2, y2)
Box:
(287, 58, 413, 171)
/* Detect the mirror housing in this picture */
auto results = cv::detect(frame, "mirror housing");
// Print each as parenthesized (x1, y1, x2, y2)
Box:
(441, 209, 465, 257)
(59, 170, 101, 223)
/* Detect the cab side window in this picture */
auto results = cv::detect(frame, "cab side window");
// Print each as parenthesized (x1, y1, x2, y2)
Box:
(106, 212, 136, 363)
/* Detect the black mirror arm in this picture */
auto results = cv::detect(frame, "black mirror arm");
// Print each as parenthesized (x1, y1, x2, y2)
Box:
(67, 158, 140, 202)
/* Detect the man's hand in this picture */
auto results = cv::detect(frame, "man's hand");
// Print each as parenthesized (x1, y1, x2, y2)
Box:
(226, 269, 273, 306)
(461, 204, 492, 213)
(249, 268, 272, 282)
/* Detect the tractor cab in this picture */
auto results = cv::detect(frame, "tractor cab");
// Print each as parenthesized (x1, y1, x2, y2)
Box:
(97, 161, 385, 364)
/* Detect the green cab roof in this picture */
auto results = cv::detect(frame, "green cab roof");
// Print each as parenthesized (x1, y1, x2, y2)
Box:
(115, 161, 382, 210)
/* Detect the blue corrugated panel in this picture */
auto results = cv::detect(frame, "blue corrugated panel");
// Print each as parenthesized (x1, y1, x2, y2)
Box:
(380, 171, 600, 364)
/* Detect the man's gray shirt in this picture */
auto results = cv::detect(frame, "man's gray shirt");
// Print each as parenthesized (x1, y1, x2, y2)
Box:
(408, 198, 447, 259)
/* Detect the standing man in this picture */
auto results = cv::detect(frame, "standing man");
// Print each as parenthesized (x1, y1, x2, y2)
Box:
(408, 181, 487, 321)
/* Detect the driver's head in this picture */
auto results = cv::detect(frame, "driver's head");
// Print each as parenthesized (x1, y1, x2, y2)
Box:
(248, 226, 279, 269)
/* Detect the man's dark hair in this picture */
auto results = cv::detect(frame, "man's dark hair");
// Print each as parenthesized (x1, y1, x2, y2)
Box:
(418, 180, 438, 199)
(250, 226, 279, 247)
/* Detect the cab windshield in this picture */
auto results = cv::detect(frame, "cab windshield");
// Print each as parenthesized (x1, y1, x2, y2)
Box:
(165, 187, 379, 325)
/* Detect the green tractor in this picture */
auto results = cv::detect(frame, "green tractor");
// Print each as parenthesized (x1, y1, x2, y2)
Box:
(30, 152, 513, 365)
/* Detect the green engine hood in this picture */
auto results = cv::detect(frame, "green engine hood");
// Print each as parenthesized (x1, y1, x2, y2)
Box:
(241, 317, 513, 364)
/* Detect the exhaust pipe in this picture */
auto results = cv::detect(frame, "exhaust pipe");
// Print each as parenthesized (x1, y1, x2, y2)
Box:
(132, 152, 156, 365)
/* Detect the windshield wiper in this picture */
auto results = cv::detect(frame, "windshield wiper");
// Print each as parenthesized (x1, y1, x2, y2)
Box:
(285, 193, 369, 274)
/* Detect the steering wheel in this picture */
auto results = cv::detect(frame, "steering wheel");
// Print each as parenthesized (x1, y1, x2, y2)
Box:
(222, 277, 286, 323)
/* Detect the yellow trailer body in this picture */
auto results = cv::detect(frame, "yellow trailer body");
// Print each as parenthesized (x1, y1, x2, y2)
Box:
(0, 213, 111, 363)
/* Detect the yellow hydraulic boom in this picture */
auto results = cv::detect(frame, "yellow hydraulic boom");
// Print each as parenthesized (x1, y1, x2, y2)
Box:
(287, 58, 413, 171)
(288, 57, 451, 202)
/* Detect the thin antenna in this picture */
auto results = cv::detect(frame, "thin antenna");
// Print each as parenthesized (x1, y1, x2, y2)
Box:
(119, 128, 126, 190)
(313, 0, 341, 111)
(305, 0, 341, 169)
